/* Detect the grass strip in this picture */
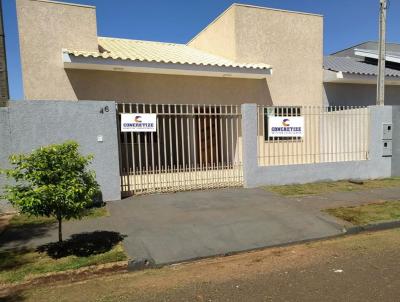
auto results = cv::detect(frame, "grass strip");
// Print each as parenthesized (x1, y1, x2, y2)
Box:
(265, 178, 400, 197)
(324, 200, 400, 226)
(0, 243, 126, 284)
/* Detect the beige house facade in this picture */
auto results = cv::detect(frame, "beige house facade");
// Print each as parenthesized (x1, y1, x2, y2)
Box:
(189, 5, 323, 106)
(16, 0, 323, 106)
(15, 1, 377, 197)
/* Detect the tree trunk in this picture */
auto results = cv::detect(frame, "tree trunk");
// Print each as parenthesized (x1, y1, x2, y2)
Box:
(58, 217, 62, 242)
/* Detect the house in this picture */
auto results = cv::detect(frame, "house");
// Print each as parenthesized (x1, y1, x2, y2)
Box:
(16, 0, 323, 106)
(11, 0, 390, 198)
(18, 0, 366, 195)
(324, 41, 400, 106)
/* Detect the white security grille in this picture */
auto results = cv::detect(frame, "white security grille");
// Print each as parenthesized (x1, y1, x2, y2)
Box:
(257, 106, 370, 166)
(117, 104, 243, 195)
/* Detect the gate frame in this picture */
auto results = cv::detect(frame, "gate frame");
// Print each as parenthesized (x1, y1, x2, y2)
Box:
(116, 103, 243, 196)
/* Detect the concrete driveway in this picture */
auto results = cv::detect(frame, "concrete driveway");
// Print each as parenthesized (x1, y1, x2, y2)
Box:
(108, 188, 344, 265)
(1, 188, 346, 266)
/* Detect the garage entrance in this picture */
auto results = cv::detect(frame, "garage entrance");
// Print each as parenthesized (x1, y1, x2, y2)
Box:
(117, 103, 243, 196)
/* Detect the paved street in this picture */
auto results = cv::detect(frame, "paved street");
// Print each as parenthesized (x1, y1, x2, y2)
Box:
(6, 228, 400, 302)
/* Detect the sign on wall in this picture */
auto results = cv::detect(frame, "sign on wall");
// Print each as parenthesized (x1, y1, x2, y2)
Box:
(268, 116, 304, 137)
(121, 114, 157, 132)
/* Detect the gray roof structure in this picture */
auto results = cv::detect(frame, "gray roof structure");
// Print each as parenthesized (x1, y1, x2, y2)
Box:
(324, 41, 400, 78)
(331, 41, 400, 58)
(323, 56, 400, 78)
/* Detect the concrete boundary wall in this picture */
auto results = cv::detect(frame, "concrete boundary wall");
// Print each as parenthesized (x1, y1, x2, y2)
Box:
(242, 104, 393, 188)
(1, 101, 398, 205)
(392, 106, 400, 176)
(0, 100, 120, 202)
(392, 106, 400, 177)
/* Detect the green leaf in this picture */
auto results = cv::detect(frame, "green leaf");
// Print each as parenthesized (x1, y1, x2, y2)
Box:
(1, 141, 100, 221)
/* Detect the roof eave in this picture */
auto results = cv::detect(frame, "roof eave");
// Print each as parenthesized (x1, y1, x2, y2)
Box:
(63, 53, 272, 79)
(323, 69, 400, 85)
(354, 49, 400, 64)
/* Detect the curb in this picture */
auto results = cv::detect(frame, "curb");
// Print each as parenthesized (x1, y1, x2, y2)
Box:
(127, 257, 156, 271)
(126, 232, 347, 271)
(345, 220, 400, 235)
(126, 221, 400, 271)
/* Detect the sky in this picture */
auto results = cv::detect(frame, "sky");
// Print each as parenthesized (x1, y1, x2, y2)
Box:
(3, 0, 400, 100)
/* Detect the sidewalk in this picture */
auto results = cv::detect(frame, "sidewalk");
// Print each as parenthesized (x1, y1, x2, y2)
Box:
(1, 186, 399, 266)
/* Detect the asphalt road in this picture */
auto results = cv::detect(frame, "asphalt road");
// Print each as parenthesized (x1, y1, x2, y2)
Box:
(7, 228, 400, 302)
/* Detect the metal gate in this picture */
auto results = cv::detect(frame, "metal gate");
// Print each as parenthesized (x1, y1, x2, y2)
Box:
(117, 103, 243, 196)
(257, 106, 370, 166)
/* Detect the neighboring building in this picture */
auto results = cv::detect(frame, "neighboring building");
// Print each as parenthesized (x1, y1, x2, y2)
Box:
(0, 0, 9, 104)
(324, 41, 400, 106)
(16, 0, 323, 106)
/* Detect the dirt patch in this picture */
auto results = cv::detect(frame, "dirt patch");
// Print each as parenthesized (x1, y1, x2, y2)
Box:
(21, 241, 336, 297)
(0, 261, 128, 297)
(5, 229, 400, 302)
(1, 242, 328, 300)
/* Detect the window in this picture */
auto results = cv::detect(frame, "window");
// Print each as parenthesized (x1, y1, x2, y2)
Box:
(264, 107, 302, 141)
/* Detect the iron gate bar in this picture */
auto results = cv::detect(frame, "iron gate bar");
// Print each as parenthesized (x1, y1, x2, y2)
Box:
(257, 105, 370, 166)
(117, 103, 243, 195)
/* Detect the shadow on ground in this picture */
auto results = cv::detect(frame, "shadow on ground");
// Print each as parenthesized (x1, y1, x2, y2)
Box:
(0, 291, 25, 302)
(37, 231, 126, 259)
(0, 222, 56, 249)
(0, 290, 26, 302)
(0, 248, 35, 271)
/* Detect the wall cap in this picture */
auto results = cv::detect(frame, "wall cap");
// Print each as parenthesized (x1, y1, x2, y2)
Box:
(28, 0, 95, 9)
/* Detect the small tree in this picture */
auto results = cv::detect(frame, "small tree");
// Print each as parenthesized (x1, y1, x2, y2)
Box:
(1, 141, 99, 242)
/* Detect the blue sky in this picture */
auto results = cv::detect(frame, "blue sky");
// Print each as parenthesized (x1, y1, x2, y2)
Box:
(4, 0, 400, 100)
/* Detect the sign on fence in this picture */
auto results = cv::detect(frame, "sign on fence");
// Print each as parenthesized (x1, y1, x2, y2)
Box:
(121, 113, 157, 132)
(268, 116, 304, 137)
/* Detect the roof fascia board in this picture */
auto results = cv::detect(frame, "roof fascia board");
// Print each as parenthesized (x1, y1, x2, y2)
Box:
(323, 69, 340, 82)
(355, 49, 400, 64)
(323, 69, 400, 85)
(329, 41, 373, 56)
(63, 53, 272, 79)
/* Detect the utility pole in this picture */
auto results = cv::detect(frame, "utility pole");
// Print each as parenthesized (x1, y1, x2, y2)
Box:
(0, 0, 9, 106)
(377, 0, 387, 106)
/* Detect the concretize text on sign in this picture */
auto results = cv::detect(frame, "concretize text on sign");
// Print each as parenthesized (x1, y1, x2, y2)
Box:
(121, 113, 157, 132)
(268, 116, 304, 137)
